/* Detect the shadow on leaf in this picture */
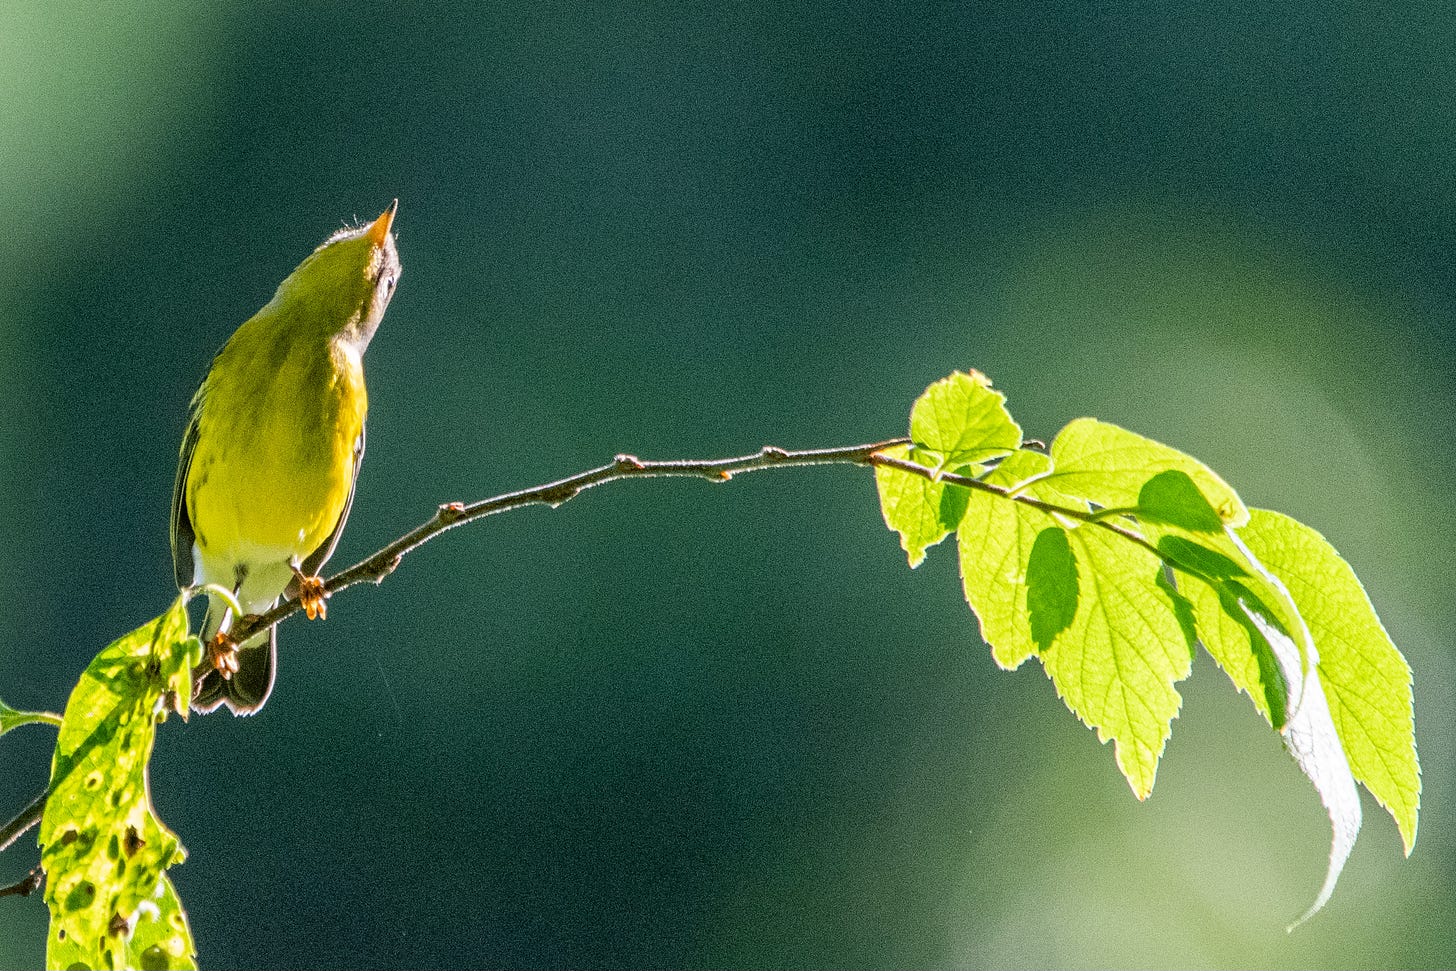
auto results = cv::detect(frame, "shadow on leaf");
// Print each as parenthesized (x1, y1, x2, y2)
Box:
(1026, 527, 1078, 651)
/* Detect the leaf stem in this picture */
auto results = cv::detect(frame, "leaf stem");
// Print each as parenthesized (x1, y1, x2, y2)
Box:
(194, 583, 245, 620)
(866, 452, 1167, 561)
(0, 711, 62, 733)
(0, 865, 43, 898)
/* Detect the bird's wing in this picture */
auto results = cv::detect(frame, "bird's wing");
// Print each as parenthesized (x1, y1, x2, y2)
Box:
(170, 386, 206, 590)
(301, 423, 365, 577)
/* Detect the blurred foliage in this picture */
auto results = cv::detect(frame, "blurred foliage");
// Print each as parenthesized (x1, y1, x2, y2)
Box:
(4, 1, 1456, 968)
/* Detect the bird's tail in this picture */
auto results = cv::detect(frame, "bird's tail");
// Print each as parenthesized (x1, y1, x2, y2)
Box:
(192, 591, 277, 716)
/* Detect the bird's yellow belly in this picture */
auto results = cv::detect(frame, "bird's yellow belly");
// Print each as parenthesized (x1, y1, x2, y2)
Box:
(186, 342, 364, 572)
(190, 440, 351, 559)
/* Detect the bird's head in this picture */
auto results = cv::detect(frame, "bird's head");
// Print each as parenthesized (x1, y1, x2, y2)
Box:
(275, 201, 403, 350)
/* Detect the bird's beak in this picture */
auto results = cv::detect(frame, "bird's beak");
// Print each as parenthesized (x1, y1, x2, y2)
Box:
(366, 200, 398, 247)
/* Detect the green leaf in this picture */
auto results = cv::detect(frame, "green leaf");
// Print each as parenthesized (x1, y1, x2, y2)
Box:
(875, 444, 971, 567)
(1149, 526, 1310, 724)
(1042, 524, 1195, 799)
(893, 370, 1417, 922)
(1173, 574, 1288, 726)
(1239, 606, 1361, 931)
(41, 597, 200, 971)
(1155, 505, 1364, 928)
(124, 875, 193, 971)
(956, 450, 1056, 671)
(1156, 503, 1411, 924)
(1041, 419, 1248, 526)
(959, 448, 1193, 798)
(1241, 510, 1420, 856)
(0, 698, 62, 736)
(908, 370, 1022, 466)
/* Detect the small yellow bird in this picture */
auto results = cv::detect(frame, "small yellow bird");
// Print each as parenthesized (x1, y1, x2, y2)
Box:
(170, 203, 402, 714)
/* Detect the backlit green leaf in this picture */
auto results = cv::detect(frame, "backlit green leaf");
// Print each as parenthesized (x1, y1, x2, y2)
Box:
(1174, 574, 1287, 725)
(908, 370, 1022, 466)
(1126, 472, 1308, 727)
(961, 448, 1193, 798)
(885, 370, 1418, 923)
(1239, 606, 1361, 931)
(1042, 419, 1248, 526)
(1026, 526, 1078, 651)
(957, 450, 1055, 671)
(1153, 502, 1407, 924)
(1042, 524, 1195, 799)
(1241, 510, 1420, 856)
(40, 597, 200, 971)
(1136, 470, 1227, 532)
(875, 444, 970, 567)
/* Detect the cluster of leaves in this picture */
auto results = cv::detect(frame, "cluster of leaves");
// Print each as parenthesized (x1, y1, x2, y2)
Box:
(875, 371, 1419, 926)
(35, 598, 199, 970)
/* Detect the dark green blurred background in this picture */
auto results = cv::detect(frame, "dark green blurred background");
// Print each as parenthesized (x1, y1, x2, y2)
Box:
(3, 2, 1454, 968)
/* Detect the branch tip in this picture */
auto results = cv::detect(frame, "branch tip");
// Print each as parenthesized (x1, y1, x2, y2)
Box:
(0, 866, 44, 900)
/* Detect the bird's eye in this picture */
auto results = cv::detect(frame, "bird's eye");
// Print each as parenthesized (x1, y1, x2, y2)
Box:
(383, 273, 397, 296)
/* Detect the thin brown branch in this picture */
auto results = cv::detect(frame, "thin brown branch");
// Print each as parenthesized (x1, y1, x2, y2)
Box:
(226, 438, 912, 644)
(0, 790, 48, 859)
(8, 439, 910, 859)
(0, 865, 43, 899)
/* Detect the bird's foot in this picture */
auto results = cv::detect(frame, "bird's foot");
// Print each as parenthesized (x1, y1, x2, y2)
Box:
(206, 631, 240, 679)
(290, 565, 330, 620)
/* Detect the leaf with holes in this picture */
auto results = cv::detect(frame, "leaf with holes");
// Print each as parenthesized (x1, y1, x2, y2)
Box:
(40, 598, 200, 971)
